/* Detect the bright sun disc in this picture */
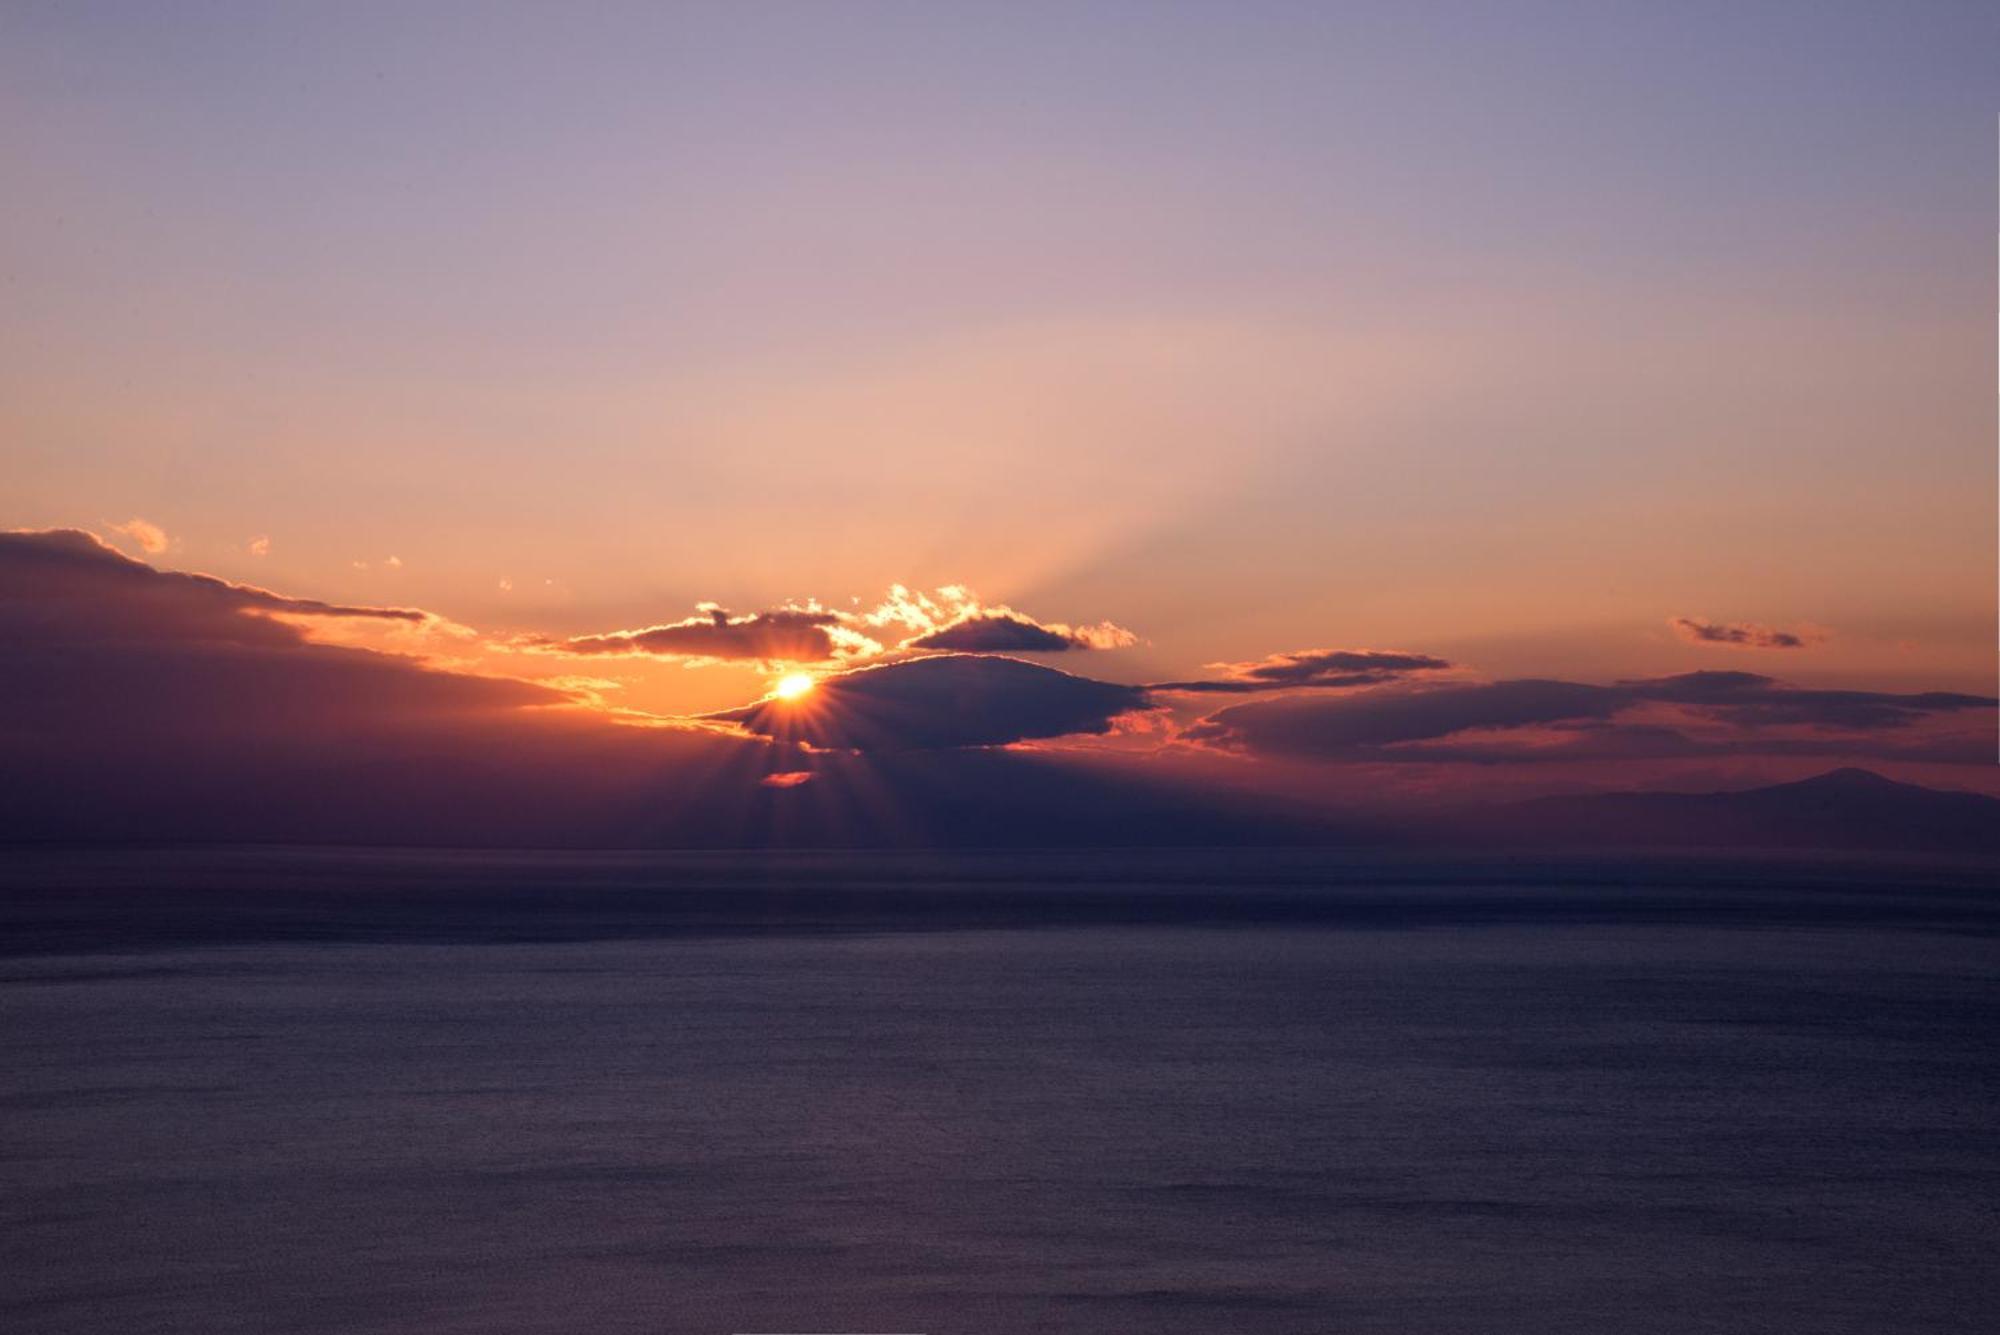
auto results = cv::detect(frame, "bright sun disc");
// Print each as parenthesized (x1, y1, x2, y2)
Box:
(773, 672, 815, 700)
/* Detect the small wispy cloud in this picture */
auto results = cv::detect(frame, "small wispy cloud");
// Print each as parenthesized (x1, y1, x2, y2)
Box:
(1670, 617, 1819, 650)
(107, 517, 169, 555)
(246, 535, 271, 558)
(1151, 647, 1451, 694)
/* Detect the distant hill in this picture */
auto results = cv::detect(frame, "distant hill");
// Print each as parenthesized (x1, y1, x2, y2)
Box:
(1446, 769, 2000, 856)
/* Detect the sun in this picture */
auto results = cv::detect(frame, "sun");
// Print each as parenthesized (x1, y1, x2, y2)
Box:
(772, 672, 816, 701)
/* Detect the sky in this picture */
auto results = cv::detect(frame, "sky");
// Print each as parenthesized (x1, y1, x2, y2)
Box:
(1, 2, 1995, 840)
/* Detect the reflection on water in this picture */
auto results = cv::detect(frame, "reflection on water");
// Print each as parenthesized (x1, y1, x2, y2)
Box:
(2, 851, 1996, 1333)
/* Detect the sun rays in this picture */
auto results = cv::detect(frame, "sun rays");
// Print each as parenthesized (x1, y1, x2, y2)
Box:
(772, 672, 816, 701)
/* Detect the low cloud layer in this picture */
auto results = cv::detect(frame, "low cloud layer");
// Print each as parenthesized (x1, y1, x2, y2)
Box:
(4, 527, 1994, 849)
(1670, 617, 1815, 650)
(1152, 648, 1451, 694)
(1185, 670, 1996, 766)
(715, 654, 1153, 751)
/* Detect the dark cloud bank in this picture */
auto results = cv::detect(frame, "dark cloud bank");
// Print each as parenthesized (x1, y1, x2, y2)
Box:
(716, 655, 1150, 751)
(1185, 671, 1995, 766)
(1, 530, 1993, 854)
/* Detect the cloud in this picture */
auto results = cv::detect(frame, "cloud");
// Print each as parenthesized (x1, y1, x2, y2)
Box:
(4, 528, 427, 636)
(856, 584, 1136, 653)
(536, 605, 869, 663)
(0, 528, 801, 844)
(714, 653, 1153, 751)
(1670, 617, 1816, 649)
(247, 535, 271, 558)
(1185, 669, 1996, 765)
(1625, 669, 1994, 731)
(0, 529, 544, 737)
(3, 526, 1993, 848)
(0, 531, 1303, 847)
(1185, 679, 1620, 755)
(906, 611, 1137, 653)
(542, 586, 1133, 666)
(107, 517, 169, 554)
(1152, 647, 1451, 694)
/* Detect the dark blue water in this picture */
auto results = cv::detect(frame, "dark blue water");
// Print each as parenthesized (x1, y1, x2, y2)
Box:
(3, 850, 1996, 1333)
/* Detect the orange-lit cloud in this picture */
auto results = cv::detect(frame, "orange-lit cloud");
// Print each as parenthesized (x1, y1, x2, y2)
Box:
(854, 585, 1134, 654)
(535, 585, 1135, 669)
(534, 605, 877, 665)
(247, 534, 271, 558)
(107, 517, 169, 554)
(907, 611, 1137, 653)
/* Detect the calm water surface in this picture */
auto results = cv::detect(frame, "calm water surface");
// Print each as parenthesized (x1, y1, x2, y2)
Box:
(2, 851, 1996, 1333)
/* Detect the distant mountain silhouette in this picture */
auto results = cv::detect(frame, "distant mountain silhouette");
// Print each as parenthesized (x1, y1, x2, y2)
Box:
(1443, 769, 2000, 855)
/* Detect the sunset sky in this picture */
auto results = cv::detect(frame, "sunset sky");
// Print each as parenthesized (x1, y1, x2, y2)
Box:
(2, 2, 1994, 836)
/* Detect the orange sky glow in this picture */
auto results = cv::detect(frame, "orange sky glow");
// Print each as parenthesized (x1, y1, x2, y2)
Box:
(1, 3, 1993, 819)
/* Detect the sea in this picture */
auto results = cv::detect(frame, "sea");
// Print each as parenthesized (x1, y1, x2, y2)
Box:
(2, 847, 1995, 1334)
